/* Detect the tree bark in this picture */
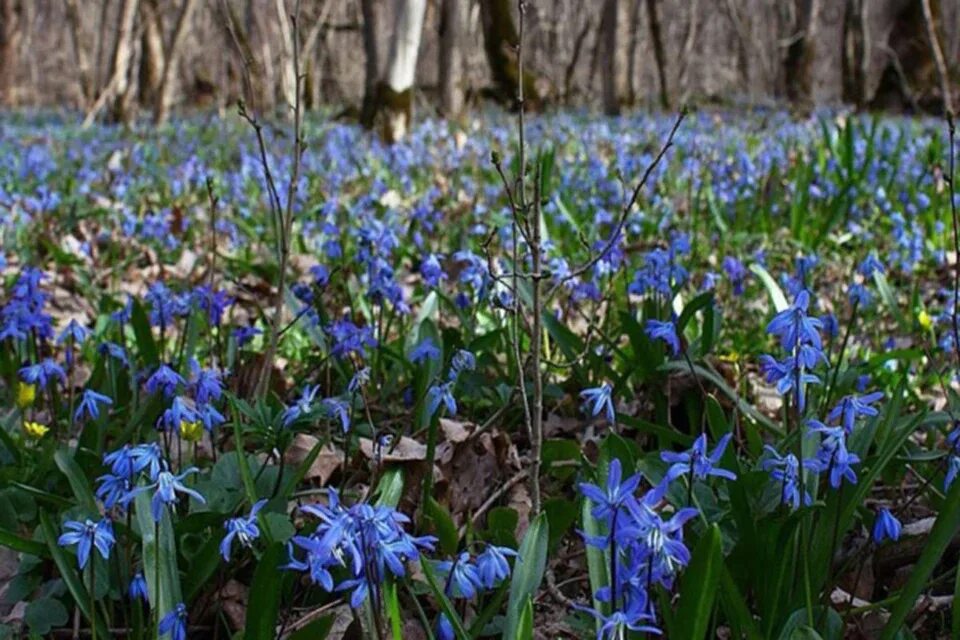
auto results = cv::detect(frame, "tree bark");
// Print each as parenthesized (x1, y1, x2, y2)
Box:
(599, 0, 621, 115)
(274, 0, 297, 116)
(360, 0, 381, 126)
(139, 0, 166, 107)
(108, 0, 141, 124)
(439, 0, 466, 116)
(155, 0, 200, 124)
(806, 0, 846, 104)
(0, 0, 23, 107)
(64, 0, 94, 106)
(379, 0, 427, 142)
(479, 0, 543, 107)
(644, 0, 669, 109)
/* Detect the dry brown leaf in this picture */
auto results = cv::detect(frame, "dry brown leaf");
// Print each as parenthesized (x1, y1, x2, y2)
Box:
(359, 436, 426, 462)
(284, 434, 343, 485)
(218, 579, 248, 630)
(439, 418, 475, 443)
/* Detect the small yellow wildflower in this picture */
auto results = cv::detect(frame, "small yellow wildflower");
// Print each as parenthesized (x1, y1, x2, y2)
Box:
(22, 421, 49, 439)
(718, 351, 741, 364)
(16, 382, 37, 409)
(918, 310, 933, 330)
(180, 420, 203, 443)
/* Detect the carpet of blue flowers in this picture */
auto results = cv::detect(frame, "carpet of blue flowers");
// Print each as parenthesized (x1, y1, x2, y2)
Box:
(1, 108, 959, 639)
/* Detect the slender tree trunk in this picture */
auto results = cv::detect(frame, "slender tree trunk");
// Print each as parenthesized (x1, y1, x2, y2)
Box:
(139, 0, 165, 107)
(0, 0, 23, 107)
(274, 0, 297, 116)
(644, 0, 669, 109)
(64, 0, 94, 106)
(600, 0, 621, 115)
(479, 0, 543, 107)
(380, 0, 427, 142)
(155, 0, 200, 124)
(108, 0, 141, 123)
(806, 0, 845, 105)
(360, 0, 381, 126)
(439, 0, 466, 116)
(626, 0, 643, 103)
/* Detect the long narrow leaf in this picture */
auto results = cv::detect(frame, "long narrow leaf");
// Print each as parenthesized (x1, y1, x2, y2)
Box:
(504, 513, 549, 638)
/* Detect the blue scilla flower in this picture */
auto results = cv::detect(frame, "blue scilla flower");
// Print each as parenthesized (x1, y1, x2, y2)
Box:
(96, 473, 136, 510)
(131, 442, 166, 481)
(806, 420, 860, 488)
(146, 364, 185, 398)
(827, 391, 883, 434)
(449, 350, 476, 380)
(645, 319, 681, 355)
(410, 337, 441, 364)
(348, 367, 370, 393)
(19, 359, 66, 390)
(188, 360, 223, 405)
(475, 544, 518, 589)
(233, 325, 261, 347)
(762, 446, 819, 509)
(436, 613, 455, 640)
(581, 382, 615, 424)
(160, 396, 197, 432)
(758, 354, 820, 412)
(946, 456, 960, 491)
(661, 433, 737, 483)
(104, 445, 139, 478)
(421, 253, 446, 287)
(98, 341, 129, 367)
(426, 381, 457, 417)
(196, 402, 225, 433)
(129, 572, 149, 602)
(57, 319, 90, 346)
(580, 603, 662, 640)
(158, 603, 188, 640)
(722, 255, 748, 295)
(858, 253, 885, 277)
(191, 286, 233, 327)
(766, 290, 823, 352)
(848, 283, 873, 307)
(221, 499, 267, 561)
(75, 389, 113, 422)
(435, 552, 483, 598)
(328, 318, 377, 359)
(58, 518, 115, 569)
(146, 282, 177, 328)
(873, 508, 902, 543)
(322, 397, 351, 432)
(282, 385, 319, 427)
(150, 469, 205, 521)
(579, 458, 641, 528)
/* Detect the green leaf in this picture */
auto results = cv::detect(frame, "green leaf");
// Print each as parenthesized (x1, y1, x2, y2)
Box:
(504, 513, 549, 639)
(421, 559, 471, 640)
(131, 299, 159, 366)
(676, 291, 714, 334)
(24, 597, 69, 635)
(750, 263, 788, 312)
(245, 542, 285, 640)
(582, 498, 609, 635)
(0, 526, 49, 558)
(38, 511, 108, 638)
(385, 580, 403, 640)
(135, 491, 183, 626)
(517, 596, 534, 640)
(788, 628, 824, 640)
(881, 470, 960, 639)
(673, 524, 723, 640)
(54, 448, 98, 514)
(873, 270, 907, 331)
(374, 468, 404, 508)
(425, 497, 459, 556)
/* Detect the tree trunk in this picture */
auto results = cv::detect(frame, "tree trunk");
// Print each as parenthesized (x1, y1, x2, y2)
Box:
(599, 0, 621, 115)
(379, 0, 427, 142)
(274, 0, 297, 116)
(64, 0, 94, 106)
(139, 0, 165, 107)
(479, 0, 543, 107)
(439, 0, 466, 116)
(155, 0, 200, 124)
(644, 0, 669, 109)
(806, 0, 846, 104)
(108, 0, 141, 124)
(0, 0, 23, 107)
(360, 0, 381, 127)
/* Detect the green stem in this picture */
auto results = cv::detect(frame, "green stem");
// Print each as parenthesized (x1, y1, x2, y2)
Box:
(89, 559, 97, 640)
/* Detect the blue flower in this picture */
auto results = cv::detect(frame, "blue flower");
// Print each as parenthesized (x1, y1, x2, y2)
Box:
(322, 397, 351, 432)
(150, 469, 205, 521)
(426, 382, 457, 417)
(766, 290, 823, 352)
(146, 364, 185, 398)
(872, 508, 902, 543)
(158, 603, 188, 640)
(129, 572, 149, 602)
(435, 553, 483, 598)
(645, 319, 681, 355)
(75, 389, 113, 422)
(188, 360, 223, 405)
(98, 341, 129, 367)
(475, 544, 518, 589)
(56, 319, 90, 345)
(57, 518, 115, 569)
(661, 433, 737, 482)
(581, 383, 615, 424)
(131, 442, 166, 480)
(221, 499, 267, 561)
(233, 325, 262, 347)
(96, 473, 136, 510)
(436, 613, 455, 640)
(578, 600, 662, 640)
(827, 391, 883, 434)
(449, 350, 476, 379)
(282, 385, 319, 427)
(762, 446, 819, 509)
(19, 359, 66, 389)
(410, 337, 441, 364)
(578, 459, 641, 527)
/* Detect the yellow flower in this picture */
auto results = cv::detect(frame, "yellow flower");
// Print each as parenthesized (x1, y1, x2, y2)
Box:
(22, 421, 49, 439)
(718, 351, 741, 364)
(918, 310, 933, 330)
(16, 382, 36, 409)
(180, 420, 203, 443)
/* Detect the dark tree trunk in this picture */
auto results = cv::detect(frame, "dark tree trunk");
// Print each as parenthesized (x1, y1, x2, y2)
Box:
(0, 0, 23, 107)
(439, 0, 466, 116)
(360, 0, 381, 127)
(644, 0, 669, 109)
(478, 0, 543, 108)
